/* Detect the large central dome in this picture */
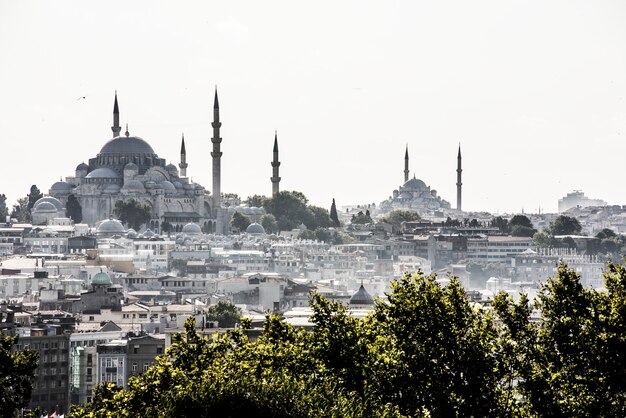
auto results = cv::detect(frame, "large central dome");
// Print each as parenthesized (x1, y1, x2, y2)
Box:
(99, 136, 156, 156)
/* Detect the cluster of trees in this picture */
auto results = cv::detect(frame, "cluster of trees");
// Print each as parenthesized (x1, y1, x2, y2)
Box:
(382, 210, 421, 230)
(0, 334, 39, 416)
(6, 185, 44, 223)
(491, 215, 537, 237)
(67, 263, 626, 417)
(113, 199, 152, 231)
(245, 191, 333, 232)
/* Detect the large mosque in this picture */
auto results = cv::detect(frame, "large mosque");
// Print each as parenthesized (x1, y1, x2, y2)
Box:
(378, 145, 463, 215)
(35, 91, 236, 234)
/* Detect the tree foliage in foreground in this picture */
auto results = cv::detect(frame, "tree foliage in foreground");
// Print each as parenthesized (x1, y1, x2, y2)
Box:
(0, 334, 39, 417)
(113, 199, 152, 231)
(71, 263, 626, 417)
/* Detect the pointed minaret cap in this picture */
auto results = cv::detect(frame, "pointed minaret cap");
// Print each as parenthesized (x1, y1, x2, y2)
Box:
(405, 144, 409, 159)
(273, 130, 278, 152)
(213, 86, 219, 109)
(180, 133, 186, 153)
(125, 124, 129, 137)
(113, 90, 119, 114)
(458, 142, 462, 158)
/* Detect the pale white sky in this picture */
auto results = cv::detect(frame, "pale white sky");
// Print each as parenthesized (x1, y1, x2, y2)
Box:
(1, 0, 625, 214)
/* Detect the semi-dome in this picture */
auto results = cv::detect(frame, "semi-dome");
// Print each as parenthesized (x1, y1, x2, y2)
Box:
(350, 284, 375, 306)
(124, 162, 139, 174)
(182, 223, 201, 235)
(121, 180, 145, 193)
(33, 196, 64, 211)
(246, 222, 266, 235)
(98, 218, 125, 235)
(86, 168, 120, 179)
(92, 271, 112, 286)
(99, 136, 156, 156)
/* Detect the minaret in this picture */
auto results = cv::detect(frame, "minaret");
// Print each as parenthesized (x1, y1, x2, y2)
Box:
(111, 91, 121, 137)
(271, 131, 281, 196)
(456, 144, 462, 212)
(179, 134, 188, 177)
(404, 144, 409, 183)
(211, 88, 222, 212)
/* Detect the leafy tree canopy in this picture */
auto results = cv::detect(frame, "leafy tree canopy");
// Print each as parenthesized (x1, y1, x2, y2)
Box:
(550, 215, 582, 236)
(0, 194, 8, 221)
(65, 194, 83, 223)
(511, 224, 536, 237)
(10, 197, 30, 223)
(260, 214, 278, 234)
(509, 214, 533, 229)
(230, 212, 251, 232)
(26, 185, 43, 211)
(351, 210, 372, 225)
(0, 334, 39, 417)
(205, 300, 242, 328)
(113, 199, 152, 231)
(329, 198, 340, 227)
(246, 191, 332, 231)
(382, 210, 421, 228)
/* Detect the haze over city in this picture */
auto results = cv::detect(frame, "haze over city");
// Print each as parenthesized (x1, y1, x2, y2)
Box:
(1, 0, 625, 213)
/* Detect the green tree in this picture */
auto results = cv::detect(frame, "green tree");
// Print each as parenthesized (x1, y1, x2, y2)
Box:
(444, 216, 461, 227)
(382, 210, 421, 229)
(351, 211, 372, 224)
(26, 185, 43, 211)
(230, 212, 251, 232)
(550, 215, 582, 235)
(205, 300, 242, 328)
(113, 199, 152, 231)
(511, 225, 536, 237)
(509, 214, 533, 229)
(0, 334, 39, 417)
(596, 228, 617, 240)
(170, 259, 188, 277)
(0, 194, 8, 221)
(260, 214, 278, 234)
(10, 197, 30, 223)
(491, 216, 509, 233)
(161, 221, 173, 235)
(244, 194, 269, 208)
(329, 198, 340, 227)
(533, 230, 558, 248)
(65, 194, 83, 223)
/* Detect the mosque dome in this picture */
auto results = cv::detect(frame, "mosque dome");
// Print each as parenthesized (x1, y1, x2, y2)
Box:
(34, 202, 57, 212)
(99, 136, 156, 156)
(182, 223, 201, 235)
(33, 197, 64, 211)
(160, 181, 176, 192)
(166, 164, 178, 175)
(126, 228, 137, 238)
(92, 271, 112, 286)
(50, 181, 72, 192)
(246, 222, 266, 235)
(144, 180, 156, 189)
(403, 178, 427, 191)
(143, 229, 155, 238)
(97, 218, 125, 235)
(173, 181, 183, 189)
(86, 168, 120, 179)
(121, 180, 145, 193)
(75, 162, 89, 172)
(350, 284, 375, 306)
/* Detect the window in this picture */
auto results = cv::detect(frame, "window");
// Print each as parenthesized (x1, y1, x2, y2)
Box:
(132, 362, 137, 372)
(143, 362, 149, 372)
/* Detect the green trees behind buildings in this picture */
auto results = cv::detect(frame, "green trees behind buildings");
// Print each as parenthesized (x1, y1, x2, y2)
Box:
(70, 263, 626, 417)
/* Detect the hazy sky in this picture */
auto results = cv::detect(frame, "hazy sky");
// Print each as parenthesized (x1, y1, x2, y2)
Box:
(1, 1, 625, 214)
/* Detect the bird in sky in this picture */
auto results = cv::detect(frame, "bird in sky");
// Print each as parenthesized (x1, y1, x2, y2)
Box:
(76, 96, 87, 101)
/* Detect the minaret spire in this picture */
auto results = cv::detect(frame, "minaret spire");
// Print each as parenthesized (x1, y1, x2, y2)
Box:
(111, 91, 121, 137)
(456, 143, 462, 212)
(404, 144, 409, 183)
(211, 87, 222, 213)
(271, 130, 281, 196)
(179, 133, 188, 177)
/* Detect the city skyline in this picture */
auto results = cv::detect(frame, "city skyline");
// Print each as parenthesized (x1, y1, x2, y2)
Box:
(1, 1, 625, 214)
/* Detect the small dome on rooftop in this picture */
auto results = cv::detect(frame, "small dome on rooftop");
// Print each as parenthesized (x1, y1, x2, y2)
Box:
(97, 218, 125, 235)
(92, 271, 112, 286)
(350, 283, 375, 306)
(246, 222, 266, 235)
(121, 180, 145, 193)
(33, 197, 64, 211)
(182, 223, 201, 235)
(86, 168, 120, 179)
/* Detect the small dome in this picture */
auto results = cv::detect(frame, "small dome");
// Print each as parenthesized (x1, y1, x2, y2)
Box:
(124, 162, 138, 171)
(34, 202, 57, 212)
(160, 181, 176, 192)
(350, 284, 375, 306)
(144, 180, 156, 189)
(86, 168, 120, 179)
(143, 229, 155, 238)
(173, 181, 183, 189)
(51, 181, 72, 192)
(75, 162, 89, 172)
(194, 184, 204, 190)
(34, 196, 64, 211)
(127, 229, 137, 238)
(121, 180, 146, 193)
(182, 223, 201, 235)
(183, 183, 193, 190)
(98, 218, 125, 235)
(166, 164, 178, 174)
(246, 222, 266, 235)
(92, 271, 112, 286)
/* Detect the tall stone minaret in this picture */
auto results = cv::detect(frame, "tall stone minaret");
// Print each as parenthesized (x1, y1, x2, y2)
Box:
(271, 131, 281, 196)
(179, 134, 188, 177)
(211, 88, 222, 212)
(111, 91, 121, 137)
(404, 144, 409, 183)
(456, 144, 462, 212)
